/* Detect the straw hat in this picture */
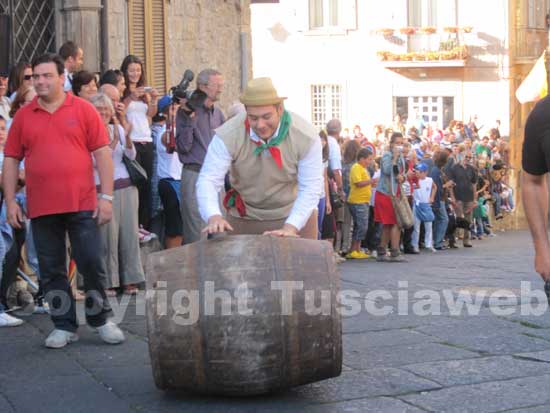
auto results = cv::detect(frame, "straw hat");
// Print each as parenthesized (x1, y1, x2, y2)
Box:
(240, 77, 286, 106)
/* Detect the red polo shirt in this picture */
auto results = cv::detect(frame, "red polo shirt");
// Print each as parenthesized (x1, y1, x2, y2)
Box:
(5, 93, 109, 218)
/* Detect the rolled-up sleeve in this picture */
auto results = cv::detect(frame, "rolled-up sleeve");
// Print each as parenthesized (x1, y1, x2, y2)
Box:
(285, 138, 323, 230)
(196, 135, 232, 222)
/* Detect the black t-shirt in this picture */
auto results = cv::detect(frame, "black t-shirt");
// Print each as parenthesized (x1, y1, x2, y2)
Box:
(523, 96, 550, 175)
(448, 164, 477, 202)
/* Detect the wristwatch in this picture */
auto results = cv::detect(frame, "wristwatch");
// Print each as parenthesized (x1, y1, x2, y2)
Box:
(98, 193, 114, 202)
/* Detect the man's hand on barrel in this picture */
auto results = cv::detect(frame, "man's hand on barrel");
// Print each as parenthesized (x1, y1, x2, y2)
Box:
(203, 215, 234, 234)
(263, 223, 299, 238)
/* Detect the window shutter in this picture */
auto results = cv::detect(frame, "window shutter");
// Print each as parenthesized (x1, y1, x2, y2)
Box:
(150, 0, 167, 94)
(342, 0, 357, 30)
(128, 0, 146, 62)
(128, 0, 167, 94)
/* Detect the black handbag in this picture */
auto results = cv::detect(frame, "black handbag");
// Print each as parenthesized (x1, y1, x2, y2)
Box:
(114, 125, 148, 186)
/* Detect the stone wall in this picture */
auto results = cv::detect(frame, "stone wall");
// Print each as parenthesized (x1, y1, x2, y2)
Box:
(105, 0, 128, 71)
(166, 0, 252, 113)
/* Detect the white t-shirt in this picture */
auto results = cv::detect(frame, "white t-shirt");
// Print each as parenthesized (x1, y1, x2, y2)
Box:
(413, 177, 433, 204)
(154, 124, 183, 180)
(127, 100, 152, 142)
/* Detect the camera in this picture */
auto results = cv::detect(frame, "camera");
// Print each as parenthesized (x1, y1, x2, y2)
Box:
(170, 69, 208, 112)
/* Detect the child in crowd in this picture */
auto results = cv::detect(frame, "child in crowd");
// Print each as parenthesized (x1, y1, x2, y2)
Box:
(473, 192, 488, 239)
(347, 148, 377, 259)
(411, 162, 436, 253)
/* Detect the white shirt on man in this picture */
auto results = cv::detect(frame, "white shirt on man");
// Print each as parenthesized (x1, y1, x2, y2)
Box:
(63, 68, 72, 93)
(196, 124, 323, 231)
(327, 135, 342, 171)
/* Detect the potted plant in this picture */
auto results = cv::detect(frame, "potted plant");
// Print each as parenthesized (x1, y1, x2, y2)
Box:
(400, 27, 417, 35)
(376, 28, 395, 36)
(420, 26, 437, 34)
(444, 26, 459, 33)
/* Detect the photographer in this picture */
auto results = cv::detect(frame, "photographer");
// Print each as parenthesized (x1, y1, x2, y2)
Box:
(175, 69, 225, 244)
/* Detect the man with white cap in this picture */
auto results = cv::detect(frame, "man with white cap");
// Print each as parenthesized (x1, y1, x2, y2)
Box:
(197, 77, 323, 238)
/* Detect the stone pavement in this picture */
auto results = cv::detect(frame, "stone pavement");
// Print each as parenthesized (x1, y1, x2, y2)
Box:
(2, 230, 550, 412)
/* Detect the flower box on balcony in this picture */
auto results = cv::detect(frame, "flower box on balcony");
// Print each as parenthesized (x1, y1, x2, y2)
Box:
(376, 46, 468, 62)
(419, 26, 437, 34)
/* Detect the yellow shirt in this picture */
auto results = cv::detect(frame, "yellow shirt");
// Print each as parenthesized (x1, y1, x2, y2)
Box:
(348, 163, 372, 204)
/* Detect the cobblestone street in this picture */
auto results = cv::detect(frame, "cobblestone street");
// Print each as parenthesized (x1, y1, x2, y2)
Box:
(2, 230, 550, 412)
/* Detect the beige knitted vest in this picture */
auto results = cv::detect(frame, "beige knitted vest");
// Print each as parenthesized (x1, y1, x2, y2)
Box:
(215, 110, 317, 220)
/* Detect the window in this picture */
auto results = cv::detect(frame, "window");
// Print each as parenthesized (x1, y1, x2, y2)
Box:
(128, 0, 168, 93)
(393, 96, 454, 130)
(307, 0, 356, 30)
(309, 0, 340, 29)
(407, 0, 456, 27)
(407, 0, 457, 52)
(311, 84, 342, 130)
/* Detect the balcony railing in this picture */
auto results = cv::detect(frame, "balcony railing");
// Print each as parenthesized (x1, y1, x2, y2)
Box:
(375, 27, 471, 67)
(514, 27, 547, 61)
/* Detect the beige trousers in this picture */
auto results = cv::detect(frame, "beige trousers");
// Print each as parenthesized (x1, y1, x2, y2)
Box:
(100, 186, 145, 288)
(226, 210, 318, 240)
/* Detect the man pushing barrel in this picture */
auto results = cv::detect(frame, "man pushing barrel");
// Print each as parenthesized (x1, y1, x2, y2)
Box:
(197, 77, 323, 239)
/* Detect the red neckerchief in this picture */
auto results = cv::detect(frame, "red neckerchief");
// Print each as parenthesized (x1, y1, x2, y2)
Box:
(246, 118, 283, 169)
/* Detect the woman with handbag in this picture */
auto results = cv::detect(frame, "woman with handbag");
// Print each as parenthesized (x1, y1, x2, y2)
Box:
(121, 55, 159, 231)
(91, 94, 145, 295)
(374, 132, 410, 262)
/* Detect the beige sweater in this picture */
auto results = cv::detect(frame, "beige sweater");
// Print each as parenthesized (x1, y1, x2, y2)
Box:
(215, 110, 317, 220)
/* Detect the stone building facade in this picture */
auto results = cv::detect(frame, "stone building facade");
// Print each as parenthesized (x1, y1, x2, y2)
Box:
(53, 0, 251, 113)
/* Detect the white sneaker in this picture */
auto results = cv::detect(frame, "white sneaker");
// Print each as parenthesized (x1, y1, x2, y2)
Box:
(45, 329, 79, 348)
(0, 312, 24, 327)
(97, 321, 125, 344)
(33, 302, 50, 314)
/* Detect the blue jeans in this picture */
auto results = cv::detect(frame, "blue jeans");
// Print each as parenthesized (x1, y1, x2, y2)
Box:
(348, 203, 369, 241)
(317, 197, 326, 240)
(32, 211, 112, 332)
(432, 201, 449, 248)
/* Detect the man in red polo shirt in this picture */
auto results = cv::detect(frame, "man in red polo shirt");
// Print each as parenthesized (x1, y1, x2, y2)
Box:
(3, 53, 124, 349)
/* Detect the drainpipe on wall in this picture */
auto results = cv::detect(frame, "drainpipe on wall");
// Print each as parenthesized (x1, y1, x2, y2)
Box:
(100, 0, 109, 73)
(240, 31, 248, 91)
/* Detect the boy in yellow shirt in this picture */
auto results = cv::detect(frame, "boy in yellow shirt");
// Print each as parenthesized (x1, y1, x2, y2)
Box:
(347, 148, 377, 259)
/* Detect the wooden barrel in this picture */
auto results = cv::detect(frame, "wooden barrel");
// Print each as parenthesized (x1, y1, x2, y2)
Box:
(145, 235, 342, 396)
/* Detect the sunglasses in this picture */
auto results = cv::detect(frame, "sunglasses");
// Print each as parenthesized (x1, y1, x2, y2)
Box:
(24, 75, 32, 80)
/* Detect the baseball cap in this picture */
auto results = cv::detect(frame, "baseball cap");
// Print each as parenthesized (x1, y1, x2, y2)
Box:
(414, 162, 428, 172)
(157, 95, 172, 113)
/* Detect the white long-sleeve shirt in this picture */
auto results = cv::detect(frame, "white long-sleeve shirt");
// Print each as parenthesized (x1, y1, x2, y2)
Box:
(197, 127, 323, 230)
(94, 124, 136, 185)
